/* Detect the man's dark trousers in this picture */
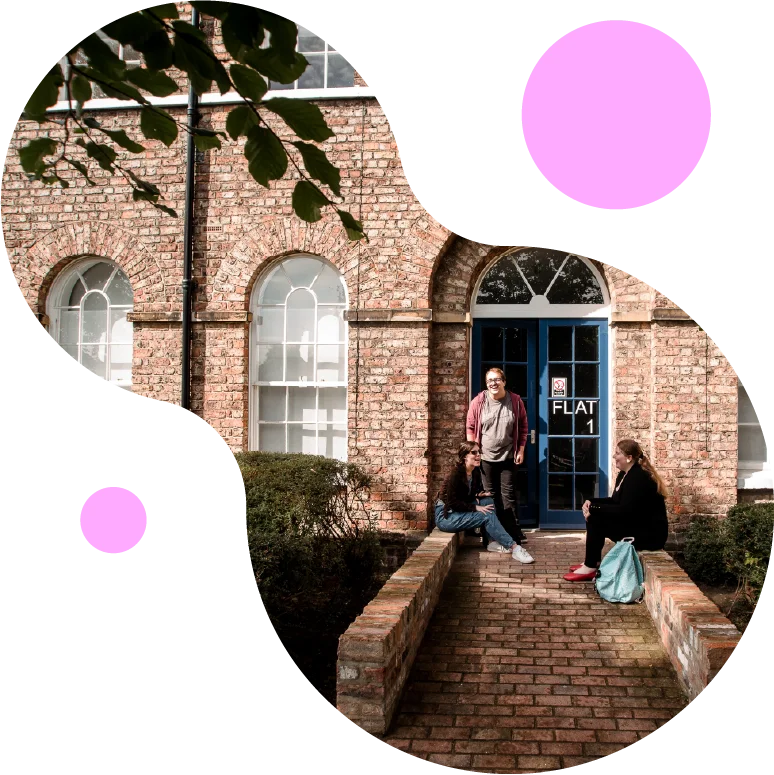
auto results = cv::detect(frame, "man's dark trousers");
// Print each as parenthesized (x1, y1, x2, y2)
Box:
(481, 458, 524, 544)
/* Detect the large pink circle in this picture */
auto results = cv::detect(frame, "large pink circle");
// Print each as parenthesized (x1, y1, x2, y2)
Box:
(81, 487, 146, 553)
(522, 21, 711, 209)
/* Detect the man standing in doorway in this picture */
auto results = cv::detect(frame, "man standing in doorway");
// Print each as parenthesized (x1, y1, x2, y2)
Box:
(466, 368, 534, 563)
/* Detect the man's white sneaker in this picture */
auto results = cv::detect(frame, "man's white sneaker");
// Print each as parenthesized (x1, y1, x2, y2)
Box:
(512, 545, 535, 564)
(487, 541, 511, 553)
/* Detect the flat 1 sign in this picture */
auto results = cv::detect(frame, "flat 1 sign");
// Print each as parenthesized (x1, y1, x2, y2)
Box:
(551, 399, 598, 434)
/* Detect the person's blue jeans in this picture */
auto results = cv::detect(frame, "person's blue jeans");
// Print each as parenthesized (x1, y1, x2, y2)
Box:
(434, 497, 515, 549)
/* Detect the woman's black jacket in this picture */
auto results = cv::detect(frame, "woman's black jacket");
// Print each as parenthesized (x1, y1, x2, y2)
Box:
(588, 463, 667, 531)
(438, 464, 484, 516)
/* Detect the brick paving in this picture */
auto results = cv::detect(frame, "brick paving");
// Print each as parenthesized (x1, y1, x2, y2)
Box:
(379, 531, 687, 772)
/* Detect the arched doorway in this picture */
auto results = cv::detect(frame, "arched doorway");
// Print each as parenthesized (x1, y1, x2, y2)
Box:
(471, 248, 611, 529)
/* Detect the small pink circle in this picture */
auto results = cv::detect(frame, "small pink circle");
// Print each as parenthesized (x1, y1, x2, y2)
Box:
(81, 487, 146, 553)
(522, 21, 711, 209)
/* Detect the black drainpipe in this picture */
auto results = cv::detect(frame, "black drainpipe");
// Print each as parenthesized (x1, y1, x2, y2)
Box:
(180, 8, 200, 410)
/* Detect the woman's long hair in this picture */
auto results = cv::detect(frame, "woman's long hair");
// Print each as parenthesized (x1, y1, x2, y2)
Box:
(617, 439, 668, 497)
(455, 440, 480, 466)
(436, 441, 480, 506)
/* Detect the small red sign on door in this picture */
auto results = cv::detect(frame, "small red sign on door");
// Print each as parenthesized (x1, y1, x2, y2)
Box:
(552, 377, 566, 397)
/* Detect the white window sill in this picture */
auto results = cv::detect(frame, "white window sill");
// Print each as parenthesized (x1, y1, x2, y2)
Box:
(738, 464, 772, 490)
(44, 87, 376, 113)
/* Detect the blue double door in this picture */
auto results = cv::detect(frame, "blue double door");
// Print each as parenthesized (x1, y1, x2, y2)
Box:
(472, 319, 609, 529)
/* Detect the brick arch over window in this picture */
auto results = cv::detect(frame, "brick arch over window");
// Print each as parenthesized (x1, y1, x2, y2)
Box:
(206, 217, 365, 311)
(24, 223, 168, 316)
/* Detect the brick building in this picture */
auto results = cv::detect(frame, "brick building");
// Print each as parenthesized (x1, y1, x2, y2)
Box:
(2, 6, 769, 542)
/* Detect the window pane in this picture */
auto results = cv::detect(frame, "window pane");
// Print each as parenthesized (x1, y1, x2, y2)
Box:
(575, 364, 598, 397)
(476, 256, 532, 304)
(288, 387, 316, 422)
(517, 249, 565, 296)
(110, 308, 132, 344)
(575, 327, 598, 361)
(286, 344, 314, 381)
(505, 328, 528, 362)
(575, 475, 599, 508)
(82, 293, 108, 343)
(298, 53, 325, 88)
(548, 364, 572, 397)
(318, 424, 347, 460)
(548, 438, 573, 472)
(109, 344, 132, 384)
(282, 257, 322, 288)
(317, 344, 345, 382)
(575, 438, 598, 472)
(738, 386, 760, 424)
(106, 268, 132, 305)
(82, 262, 115, 291)
(269, 79, 294, 91)
(318, 388, 346, 423)
(298, 27, 325, 52)
(61, 344, 78, 362)
(481, 327, 503, 361)
(256, 307, 284, 342)
(739, 426, 767, 462)
(259, 386, 286, 421)
(66, 275, 86, 306)
(259, 424, 286, 453)
(326, 53, 354, 88)
(546, 256, 604, 304)
(549, 400, 573, 435)
(311, 263, 346, 303)
(548, 326, 572, 361)
(317, 306, 345, 342)
(257, 343, 284, 381)
(82, 343, 107, 379)
(548, 475, 573, 510)
(286, 289, 316, 342)
(505, 364, 527, 398)
(288, 423, 318, 454)
(59, 309, 79, 345)
(259, 266, 292, 303)
(575, 401, 598, 436)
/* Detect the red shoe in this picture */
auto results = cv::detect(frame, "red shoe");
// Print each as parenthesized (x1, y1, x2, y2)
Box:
(569, 564, 583, 571)
(563, 570, 598, 582)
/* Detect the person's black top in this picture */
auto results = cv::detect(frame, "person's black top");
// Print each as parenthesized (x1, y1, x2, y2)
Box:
(438, 465, 484, 515)
(588, 463, 667, 530)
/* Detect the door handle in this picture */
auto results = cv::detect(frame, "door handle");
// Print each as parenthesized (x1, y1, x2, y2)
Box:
(530, 429, 536, 445)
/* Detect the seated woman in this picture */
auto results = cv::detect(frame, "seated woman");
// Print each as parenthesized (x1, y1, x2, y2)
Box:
(564, 439, 668, 582)
(435, 441, 534, 563)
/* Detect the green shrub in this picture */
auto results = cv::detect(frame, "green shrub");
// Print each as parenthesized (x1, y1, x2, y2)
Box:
(236, 451, 385, 634)
(684, 503, 774, 607)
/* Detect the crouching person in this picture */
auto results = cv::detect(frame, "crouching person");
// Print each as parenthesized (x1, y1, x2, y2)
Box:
(435, 441, 534, 563)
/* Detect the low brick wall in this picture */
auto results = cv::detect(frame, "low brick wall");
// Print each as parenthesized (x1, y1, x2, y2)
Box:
(640, 550, 742, 701)
(336, 529, 458, 734)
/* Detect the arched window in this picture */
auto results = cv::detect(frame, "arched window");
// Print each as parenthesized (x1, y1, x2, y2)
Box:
(473, 248, 609, 318)
(250, 256, 348, 460)
(48, 259, 133, 388)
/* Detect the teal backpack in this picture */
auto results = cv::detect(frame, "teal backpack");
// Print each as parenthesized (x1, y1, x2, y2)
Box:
(595, 538, 645, 604)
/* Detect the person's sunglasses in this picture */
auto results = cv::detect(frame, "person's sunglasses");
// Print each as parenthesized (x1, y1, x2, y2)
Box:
(486, 378, 503, 384)
(469, 450, 482, 455)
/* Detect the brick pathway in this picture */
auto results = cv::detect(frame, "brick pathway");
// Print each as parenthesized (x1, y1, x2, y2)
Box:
(379, 531, 687, 772)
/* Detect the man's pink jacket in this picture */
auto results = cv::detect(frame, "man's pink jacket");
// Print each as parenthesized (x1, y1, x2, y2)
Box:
(466, 391, 528, 453)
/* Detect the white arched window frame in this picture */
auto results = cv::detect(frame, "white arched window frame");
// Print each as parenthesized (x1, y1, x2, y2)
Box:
(249, 255, 349, 460)
(47, 258, 134, 389)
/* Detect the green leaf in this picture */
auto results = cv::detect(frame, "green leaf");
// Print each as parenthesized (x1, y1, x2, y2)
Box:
(19, 137, 58, 175)
(78, 33, 126, 81)
(102, 12, 162, 46)
(173, 27, 230, 94)
(134, 28, 174, 70)
(66, 158, 96, 186)
(337, 209, 367, 241)
(244, 48, 307, 85)
(85, 141, 117, 171)
(222, 4, 265, 49)
(71, 74, 92, 104)
(146, 3, 179, 19)
(230, 64, 268, 103)
(259, 11, 298, 66)
(24, 64, 64, 120)
(193, 133, 221, 152)
(171, 20, 206, 41)
(126, 67, 179, 97)
(140, 106, 178, 146)
(292, 180, 328, 223)
(244, 126, 287, 186)
(263, 98, 334, 142)
(191, 2, 233, 20)
(292, 142, 341, 197)
(225, 104, 259, 140)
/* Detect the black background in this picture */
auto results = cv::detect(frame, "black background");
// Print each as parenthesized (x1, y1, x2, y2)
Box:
(4, 2, 771, 772)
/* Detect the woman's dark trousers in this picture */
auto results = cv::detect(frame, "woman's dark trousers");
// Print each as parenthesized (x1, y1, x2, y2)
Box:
(481, 458, 524, 543)
(584, 512, 668, 567)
